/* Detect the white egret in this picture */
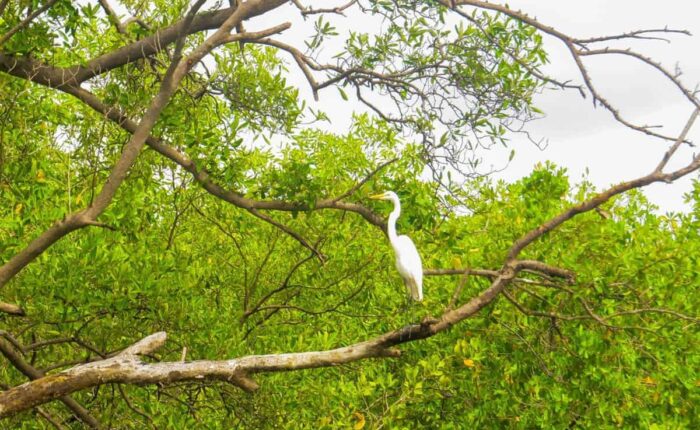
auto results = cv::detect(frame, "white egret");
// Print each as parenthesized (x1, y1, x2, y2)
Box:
(369, 191, 423, 301)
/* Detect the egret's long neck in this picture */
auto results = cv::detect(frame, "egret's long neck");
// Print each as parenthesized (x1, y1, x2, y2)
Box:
(387, 196, 400, 243)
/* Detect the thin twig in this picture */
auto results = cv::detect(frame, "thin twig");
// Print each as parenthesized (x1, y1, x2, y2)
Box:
(0, 0, 59, 46)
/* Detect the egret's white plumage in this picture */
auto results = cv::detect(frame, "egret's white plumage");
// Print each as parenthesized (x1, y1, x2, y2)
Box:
(370, 191, 423, 301)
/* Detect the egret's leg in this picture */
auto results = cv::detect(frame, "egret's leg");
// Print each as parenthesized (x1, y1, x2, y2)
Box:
(399, 294, 412, 312)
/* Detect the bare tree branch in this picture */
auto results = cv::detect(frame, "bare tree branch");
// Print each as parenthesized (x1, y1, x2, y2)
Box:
(0, 337, 103, 428)
(97, 0, 127, 34)
(507, 108, 699, 260)
(448, 0, 698, 142)
(655, 108, 700, 172)
(0, 301, 24, 316)
(292, 0, 358, 16)
(0, 261, 518, 417)
(574, 28, 691, 44)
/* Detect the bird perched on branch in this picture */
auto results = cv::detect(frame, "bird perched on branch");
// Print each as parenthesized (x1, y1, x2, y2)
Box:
(369, 191, 423, 301)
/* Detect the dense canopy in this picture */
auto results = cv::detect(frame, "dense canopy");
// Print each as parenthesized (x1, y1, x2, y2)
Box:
(0, 0, 698, 428)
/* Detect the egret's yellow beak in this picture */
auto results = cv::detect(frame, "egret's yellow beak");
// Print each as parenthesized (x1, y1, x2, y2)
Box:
(369, 193, 385, 200)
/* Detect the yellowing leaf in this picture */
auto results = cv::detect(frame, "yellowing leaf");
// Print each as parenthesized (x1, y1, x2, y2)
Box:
(641, 376, 656, 386)
(463, 358, 475, 368)
(14, 203, 23, 215)
(451, 256, 462, 269)
(352, 411, 365, 430)
(36, 169, 46, 182)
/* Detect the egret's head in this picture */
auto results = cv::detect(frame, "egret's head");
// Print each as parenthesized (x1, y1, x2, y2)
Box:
(369, 191, 399, 201)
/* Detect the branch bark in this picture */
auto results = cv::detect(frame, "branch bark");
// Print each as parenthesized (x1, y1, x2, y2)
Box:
(0, 2, 284, 87)
(0, 262, 518, 417)
(447, 0, 699, 142)
(0, 1, 290, 288)
(0, 301, 24, 316)
(0, 337, 102, 428)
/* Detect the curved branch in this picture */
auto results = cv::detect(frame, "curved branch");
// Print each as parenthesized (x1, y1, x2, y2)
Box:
(506, 108, 699, 260)
(0, 337, 102, 428)
(0, 263, 519, 417)
(577, 47, 700, 109)
(448, 0, 697, 142)
(52, 87, 386, 232)
(0, 3, 282, 86)
(0, 2, 290, 289)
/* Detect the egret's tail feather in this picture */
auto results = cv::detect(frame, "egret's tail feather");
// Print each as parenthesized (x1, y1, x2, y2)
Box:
(404, 277, 423, 301)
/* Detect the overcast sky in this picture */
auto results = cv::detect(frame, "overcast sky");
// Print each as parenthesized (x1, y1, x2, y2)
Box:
(250, 1, 700, 213)
(491, 0, 700, 213)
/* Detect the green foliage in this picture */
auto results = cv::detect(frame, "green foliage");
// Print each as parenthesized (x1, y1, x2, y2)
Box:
(0, 1, 697, 429)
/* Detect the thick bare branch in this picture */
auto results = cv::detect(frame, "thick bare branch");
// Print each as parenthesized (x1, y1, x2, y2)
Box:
(0, 301, 24, 316)
(0, 262, 520, 417)
(0, 337, 102, 428)
(0, 2, 287, 86)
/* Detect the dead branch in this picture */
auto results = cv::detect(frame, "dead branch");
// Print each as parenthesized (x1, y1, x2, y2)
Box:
(0, 261, 518, 417)
(448, 0, 699, 142)
(0, 337, 103, 428)
(0, 301, 24, 316)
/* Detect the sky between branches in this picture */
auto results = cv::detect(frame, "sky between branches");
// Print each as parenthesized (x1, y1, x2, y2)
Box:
(96, 0, 700, 212)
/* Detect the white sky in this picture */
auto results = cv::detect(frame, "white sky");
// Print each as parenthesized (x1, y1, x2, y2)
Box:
(250, 1, 700, 213)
